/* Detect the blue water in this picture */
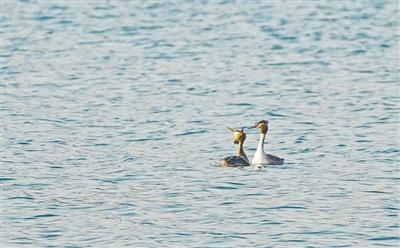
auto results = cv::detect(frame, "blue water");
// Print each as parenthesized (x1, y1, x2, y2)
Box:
(1, 1, 399, 247)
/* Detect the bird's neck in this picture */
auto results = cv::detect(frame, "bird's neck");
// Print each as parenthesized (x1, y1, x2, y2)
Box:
(256, 132, 266, 152)
(237, 141, 248, 161)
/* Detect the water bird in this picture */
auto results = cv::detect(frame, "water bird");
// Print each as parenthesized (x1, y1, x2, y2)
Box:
(218, 128, 251, 167)
(248, 120, 284, 165)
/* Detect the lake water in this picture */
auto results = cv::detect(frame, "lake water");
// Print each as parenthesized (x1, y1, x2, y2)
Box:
(1, 1, 399, 247)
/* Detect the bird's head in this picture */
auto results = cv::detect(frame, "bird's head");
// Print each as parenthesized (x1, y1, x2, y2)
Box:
(248, 120, 269, 134)
(227, 127, 246, 144)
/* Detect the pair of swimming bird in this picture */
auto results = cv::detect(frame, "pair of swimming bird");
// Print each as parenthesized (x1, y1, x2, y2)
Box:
(219, 120, 284, 167)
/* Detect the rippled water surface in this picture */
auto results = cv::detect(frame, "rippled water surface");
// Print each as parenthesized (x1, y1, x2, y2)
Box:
(1, 1, 399, 247)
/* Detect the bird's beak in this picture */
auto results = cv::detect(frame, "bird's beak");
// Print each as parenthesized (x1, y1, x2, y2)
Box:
(227, 127, 235, 132)
(247, 123, 258, 129)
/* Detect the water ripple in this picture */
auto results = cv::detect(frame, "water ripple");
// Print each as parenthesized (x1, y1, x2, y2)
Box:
(2, 1, 398, 247)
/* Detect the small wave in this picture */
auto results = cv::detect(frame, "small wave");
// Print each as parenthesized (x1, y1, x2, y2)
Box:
(209, 185, 238, 190)
(227, 103, 254, 106)
(0, 177, 16, 182)
(8, 196, 34, 200)
(29, 214, 59, 219)
(175, 129, 207, 136)
(363, 190, 390, 194)
(126, 137, 164, 142)
(273, 205, 306, 210)
(368, 236, 399, 241)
